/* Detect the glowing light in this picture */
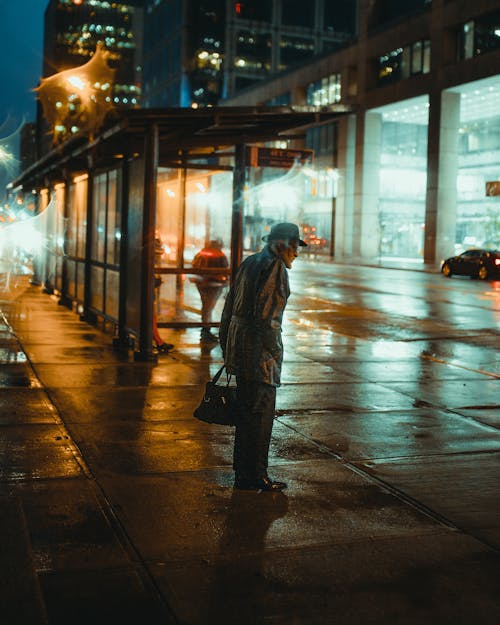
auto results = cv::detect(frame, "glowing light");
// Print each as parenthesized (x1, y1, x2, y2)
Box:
(0, 196, 66, 293)
(67, 76, 86, 90)
(36, 43, 117, 144)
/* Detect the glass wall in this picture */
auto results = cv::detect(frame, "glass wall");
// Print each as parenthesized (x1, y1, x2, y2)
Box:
(46, 184, 66, 293)
(374, 96, 429, 260)
(66, 175, 87, 303)
(454, 76, 500, 252)
(89, 169, 121, 321)
(244, 158, 335, 257)
(155, 167, 232, 325)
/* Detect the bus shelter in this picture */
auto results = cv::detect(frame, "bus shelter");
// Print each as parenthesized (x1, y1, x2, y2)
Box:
(12, 106, 349, 360)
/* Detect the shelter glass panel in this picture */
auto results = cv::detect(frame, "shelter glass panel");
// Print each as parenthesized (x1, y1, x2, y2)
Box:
(106, 170, 121, 265)
(53, 185, 66, 292)
(105, 269, 119, 320)
(244, 156, 334, 257)
(155, 167, 232, 326)
(90, 265, 104, 312)
(91, 173, 107, 262)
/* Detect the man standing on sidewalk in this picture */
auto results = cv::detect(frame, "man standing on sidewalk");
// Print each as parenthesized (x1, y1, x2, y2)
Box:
(219, 222, 307, 492)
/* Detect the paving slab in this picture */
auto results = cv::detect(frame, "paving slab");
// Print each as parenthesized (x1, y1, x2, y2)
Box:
(327, 358, 490, 382)
(48, 386, 202, 423)
(54, 419, 328, 476)
(0, 424, 83, 480)
(39, 567, 172, 625)
(357, 452, 500, 548)
(100, 461, 446, 563)
(276, 381, 415, 412)
(7, 479, 132, 571)
(384, 378, 500, 410)
(22, 344, 127, 365)
(0, 388, 58, 424)
(149, 533, 500, 625)
(0, 496, 48, 625)
(277, 409, 500, 460)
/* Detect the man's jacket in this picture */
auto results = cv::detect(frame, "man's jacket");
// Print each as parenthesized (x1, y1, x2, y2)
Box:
(219, 245, 290, 387)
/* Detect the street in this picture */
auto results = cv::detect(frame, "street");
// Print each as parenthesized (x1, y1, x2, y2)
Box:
(1, 265, 500, 625)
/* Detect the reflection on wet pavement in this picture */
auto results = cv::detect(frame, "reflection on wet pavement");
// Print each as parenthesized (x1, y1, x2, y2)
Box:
(1, 268, 499, 624)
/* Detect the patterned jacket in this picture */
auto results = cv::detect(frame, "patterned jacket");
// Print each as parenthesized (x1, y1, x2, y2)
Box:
(219, 245, 290, 387)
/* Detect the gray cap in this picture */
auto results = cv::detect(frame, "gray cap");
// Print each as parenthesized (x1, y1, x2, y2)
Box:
(262, 222, 307, 246)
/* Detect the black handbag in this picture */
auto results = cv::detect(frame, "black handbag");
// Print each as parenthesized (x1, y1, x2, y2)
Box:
(194, 366, 238, 426)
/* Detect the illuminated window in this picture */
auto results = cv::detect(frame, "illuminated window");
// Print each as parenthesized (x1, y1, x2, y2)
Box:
(306, 74, 341, 105)
(378, 40, 430, 85)
(458, 11, 500, 60)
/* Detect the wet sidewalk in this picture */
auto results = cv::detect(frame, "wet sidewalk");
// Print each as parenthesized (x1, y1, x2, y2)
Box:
(1, 280, 500, 625)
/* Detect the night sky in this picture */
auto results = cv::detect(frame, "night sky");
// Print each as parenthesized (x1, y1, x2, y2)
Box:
(0, 1, 45, 127)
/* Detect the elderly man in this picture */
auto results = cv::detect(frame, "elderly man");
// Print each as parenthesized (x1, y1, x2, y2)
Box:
(219, 222, 307, 492)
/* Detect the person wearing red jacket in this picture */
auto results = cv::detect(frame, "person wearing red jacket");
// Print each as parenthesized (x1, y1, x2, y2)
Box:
(191, 239, 229, 342)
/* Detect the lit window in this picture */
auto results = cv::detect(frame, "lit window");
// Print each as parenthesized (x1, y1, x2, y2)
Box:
(306, 74, 341, 105)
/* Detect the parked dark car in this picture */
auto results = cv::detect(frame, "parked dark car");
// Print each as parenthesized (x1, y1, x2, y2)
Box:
(441, 249, 500, 280)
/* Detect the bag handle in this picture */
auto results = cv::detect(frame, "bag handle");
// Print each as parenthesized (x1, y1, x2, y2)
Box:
(212, 365, 232, 386)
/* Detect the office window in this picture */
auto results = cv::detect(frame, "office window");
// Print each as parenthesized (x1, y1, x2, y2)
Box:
(280, 36, 315, 68)
(459, 11, 500, 60)
(282, 1, 314, 28)
(307, 74, 341, 105)
(235, 31, 271, 71)
(378, 40, 430, 85)
(324, 0, 357, 35)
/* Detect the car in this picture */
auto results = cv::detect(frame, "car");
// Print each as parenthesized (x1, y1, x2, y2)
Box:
(441, 248, 500, 280)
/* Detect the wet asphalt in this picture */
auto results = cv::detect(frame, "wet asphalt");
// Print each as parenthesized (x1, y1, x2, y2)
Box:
(1, 272, 500, 625)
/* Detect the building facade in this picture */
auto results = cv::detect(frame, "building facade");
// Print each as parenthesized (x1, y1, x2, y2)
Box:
(141, 0, 357, 108)
(43, 0, 143, 107)
(225, 0, 500, 265)
(38, 0, 143, 154)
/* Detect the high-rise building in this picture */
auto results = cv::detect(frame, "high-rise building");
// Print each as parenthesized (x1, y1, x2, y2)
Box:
(142, 0, 357, 108)
(43, 0, 144, 108)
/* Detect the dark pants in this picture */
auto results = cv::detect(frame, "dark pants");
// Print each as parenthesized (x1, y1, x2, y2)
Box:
(197, 285, 224, 324)
(234, 378, 276, 480)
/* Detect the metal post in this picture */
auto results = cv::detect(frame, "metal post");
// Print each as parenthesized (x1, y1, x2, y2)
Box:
(231, 143, 246, 281)
(113, 161, 131, 351)
(135, 123, 159, 361)
(80, 168, 94, 322)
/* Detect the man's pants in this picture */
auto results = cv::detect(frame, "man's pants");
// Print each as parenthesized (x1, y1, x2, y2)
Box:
(234, 378, 276, 480)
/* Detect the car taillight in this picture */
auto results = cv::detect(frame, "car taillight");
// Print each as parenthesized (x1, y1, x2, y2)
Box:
(495, 258, 500, 266)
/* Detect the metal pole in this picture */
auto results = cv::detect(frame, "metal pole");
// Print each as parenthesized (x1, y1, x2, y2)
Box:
(231, 143, 246, 281)
(135, 123, 159, 361)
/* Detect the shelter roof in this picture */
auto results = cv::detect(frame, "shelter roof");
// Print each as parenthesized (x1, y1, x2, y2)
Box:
(13, 104, 353, 189)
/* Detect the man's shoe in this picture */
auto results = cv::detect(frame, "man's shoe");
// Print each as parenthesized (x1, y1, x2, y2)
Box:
(201, 329, 218, 343)
(234, 476, 287, 492)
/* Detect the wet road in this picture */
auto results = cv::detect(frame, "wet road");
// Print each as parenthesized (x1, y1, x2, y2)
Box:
(1, 266, 500, 625)
(287, 262, 500, 377)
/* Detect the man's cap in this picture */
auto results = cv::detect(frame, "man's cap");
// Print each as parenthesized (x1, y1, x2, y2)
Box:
(262, 222, 307, 246)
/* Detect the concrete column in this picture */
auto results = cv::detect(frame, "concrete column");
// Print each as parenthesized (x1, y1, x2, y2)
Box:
(424, 90, 460, 264)
(335, 114, 356, 257)
(352, 111, 382, 259)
